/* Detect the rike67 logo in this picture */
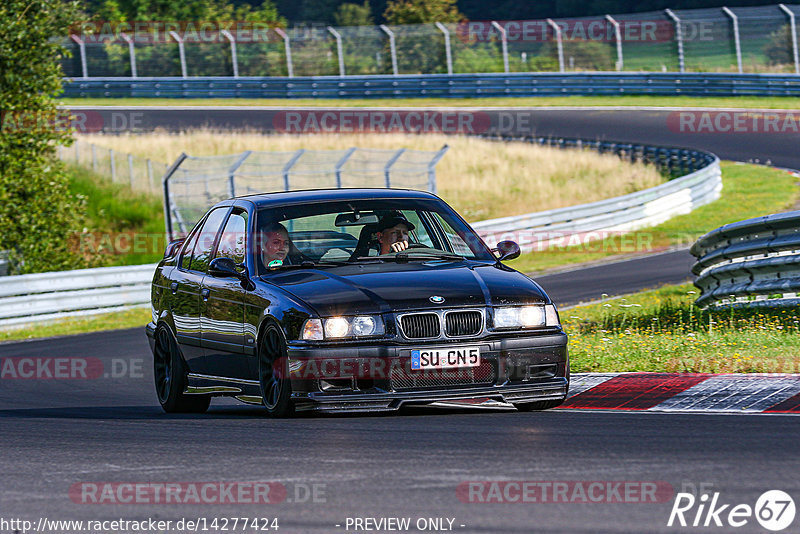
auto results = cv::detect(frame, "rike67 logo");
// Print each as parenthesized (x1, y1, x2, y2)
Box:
(668, 490, 795, 531)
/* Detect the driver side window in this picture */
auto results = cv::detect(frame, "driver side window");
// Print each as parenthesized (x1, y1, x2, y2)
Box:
(215, 210, 248, 265)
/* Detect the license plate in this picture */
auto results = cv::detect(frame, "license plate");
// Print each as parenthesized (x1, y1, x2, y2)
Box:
(410, 345, 481, 370)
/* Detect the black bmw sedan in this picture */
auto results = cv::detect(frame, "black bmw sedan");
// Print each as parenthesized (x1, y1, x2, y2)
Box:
(146, 189, 568, 416)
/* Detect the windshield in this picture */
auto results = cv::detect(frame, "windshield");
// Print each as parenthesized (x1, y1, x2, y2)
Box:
(255, 198, 494, 274)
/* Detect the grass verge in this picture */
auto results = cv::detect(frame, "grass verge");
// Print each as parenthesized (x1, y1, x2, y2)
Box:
(77, 132, 662, 222)
(66, 163, 166, 266)
(511, 162, 799, 274)
(566, 283, 800, 373)
(0, 307, 151, 343)
(60, 95, 800, 109)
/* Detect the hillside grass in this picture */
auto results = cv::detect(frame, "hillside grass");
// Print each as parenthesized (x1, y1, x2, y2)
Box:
(566, 283, 800, 374)
(65, 163, 165, 266)
(511, 162, 799, 274)
(60, 95, 800, 109)
(76, 132, 664, 222)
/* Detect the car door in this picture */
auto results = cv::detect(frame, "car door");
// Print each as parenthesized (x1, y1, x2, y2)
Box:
(200, 208, 251, 379)
(173, 206, 230, 374)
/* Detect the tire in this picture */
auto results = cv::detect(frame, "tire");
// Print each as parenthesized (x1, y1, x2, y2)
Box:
(513, 398, 564, 412)
(258, 323, 295, 418)
(153, 324, 211, 414)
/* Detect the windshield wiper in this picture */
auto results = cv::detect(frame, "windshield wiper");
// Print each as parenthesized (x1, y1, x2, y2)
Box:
(264, 260, 348, 272)
(355, 252, 465, 263)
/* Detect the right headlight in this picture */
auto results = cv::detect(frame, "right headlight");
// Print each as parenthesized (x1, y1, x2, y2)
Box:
(300, 315, 385, 340)
(493, 304, 560, 330)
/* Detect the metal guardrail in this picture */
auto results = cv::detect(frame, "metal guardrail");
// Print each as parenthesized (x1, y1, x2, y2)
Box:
(473, 137, 721, 252)
(62, 73, 800, 99)
(691, 211, 800, 308)
(0, 264, 156, 327)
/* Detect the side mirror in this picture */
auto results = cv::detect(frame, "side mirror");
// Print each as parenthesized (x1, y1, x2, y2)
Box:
(164, 238, 185, 259)
(209, 257, 250, 286)
(493, 240, 520, 262)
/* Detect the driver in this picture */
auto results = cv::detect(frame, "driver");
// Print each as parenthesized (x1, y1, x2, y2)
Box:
(376, 213, 415, 255)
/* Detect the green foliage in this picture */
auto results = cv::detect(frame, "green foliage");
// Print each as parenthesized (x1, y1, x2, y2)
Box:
(765, 24, 794, 66)
(383, 0, 463, 25)
(334, 1, 373, 27)
(0, 0, 97, 274)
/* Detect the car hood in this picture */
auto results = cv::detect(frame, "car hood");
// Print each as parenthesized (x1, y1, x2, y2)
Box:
(261, 261, 549, 317)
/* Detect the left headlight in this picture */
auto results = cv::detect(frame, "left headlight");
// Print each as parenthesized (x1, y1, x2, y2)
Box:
(300, 316, 385, 340)
(493, 304, 560, 329)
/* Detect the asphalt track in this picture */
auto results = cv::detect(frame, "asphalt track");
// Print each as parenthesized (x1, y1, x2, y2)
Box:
(2, 107, 795, 532)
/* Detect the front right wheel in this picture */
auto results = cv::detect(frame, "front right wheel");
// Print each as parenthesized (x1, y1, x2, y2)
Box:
(258, 323, 295, 418)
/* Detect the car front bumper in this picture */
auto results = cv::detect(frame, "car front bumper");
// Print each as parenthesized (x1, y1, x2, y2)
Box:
(286, 332, 569, 413)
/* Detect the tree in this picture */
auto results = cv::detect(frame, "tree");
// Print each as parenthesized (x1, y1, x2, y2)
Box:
(383, 0, 463, 25)
(334, 2, 374, 27)
(0, 0, 94, 274)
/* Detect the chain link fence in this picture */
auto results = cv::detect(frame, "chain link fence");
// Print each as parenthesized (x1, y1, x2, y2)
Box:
(61, 4, 800, 78)
(154, 147, 448, 239)
(56, 139, 168, 193)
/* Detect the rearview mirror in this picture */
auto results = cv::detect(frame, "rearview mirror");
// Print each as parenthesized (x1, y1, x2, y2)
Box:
(493, 240, 520, 262)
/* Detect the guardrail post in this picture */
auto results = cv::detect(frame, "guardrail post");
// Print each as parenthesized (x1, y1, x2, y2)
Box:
(722, 7, 743, 74)
(227, 150, 252, 198)
(434, 22, 453, 75)
(335, 148, 357, 188)
(379, 25, 398, 75)
(384, 148, 406, 187)
(162, 153, 188, 241)
(69, 35, 88, 78)
(427, 145, 449, 194)
(665, 9, 685, 73)
(274, 28, 294, 77)
(119, 32, 137, 77)
(780, 4, 800, 75)
(220, 29, 239, 78)
(327, 26, 346, 77)
(91, 143, 97, 171)
(546, 19, 565, 72)
(490, 21, 509, 73)
(282, 149, 305, 191)
(75, 141, 80, 162)
(147, 159, 154, 189)
(605, 15, 624, 71)
(168, 30, 188, 78)
(128, 153, 135, 188)
(110, 149, 116, 182)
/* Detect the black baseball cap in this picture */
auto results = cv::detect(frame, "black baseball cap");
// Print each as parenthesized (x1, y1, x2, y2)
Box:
(376, 212, 415, 232)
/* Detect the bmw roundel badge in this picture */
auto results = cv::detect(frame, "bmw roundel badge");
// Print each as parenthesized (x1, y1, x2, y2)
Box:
(429, 295, 445, 304)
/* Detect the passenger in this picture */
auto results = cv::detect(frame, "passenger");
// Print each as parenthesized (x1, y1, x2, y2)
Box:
(376, 213, 416, 255)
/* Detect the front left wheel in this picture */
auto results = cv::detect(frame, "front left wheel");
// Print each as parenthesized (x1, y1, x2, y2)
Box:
(258, 323, 295, 418)
(153, 325, 210, 413)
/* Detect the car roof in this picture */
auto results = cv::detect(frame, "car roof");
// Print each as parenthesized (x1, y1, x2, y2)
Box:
(237, 188, 441, 208)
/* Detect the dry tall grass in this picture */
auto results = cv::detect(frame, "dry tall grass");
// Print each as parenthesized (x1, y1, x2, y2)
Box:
(78, 132, 664, 221)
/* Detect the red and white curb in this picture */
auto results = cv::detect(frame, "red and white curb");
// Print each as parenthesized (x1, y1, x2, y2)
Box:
(562, 373, 800, 414)
(433, 373, 800, 414)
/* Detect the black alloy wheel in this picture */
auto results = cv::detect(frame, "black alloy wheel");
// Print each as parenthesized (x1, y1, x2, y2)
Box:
(153, 325, 210, 413)
(258, 323, 295, 418)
